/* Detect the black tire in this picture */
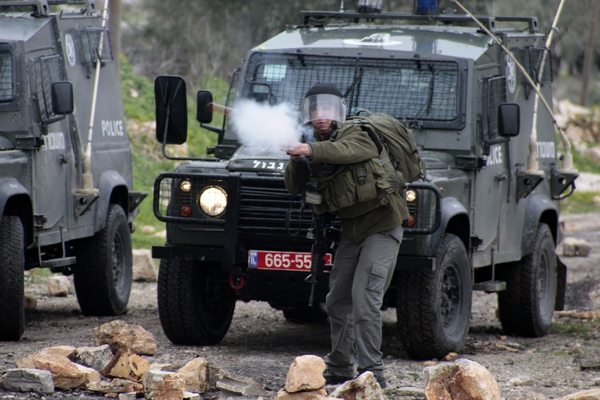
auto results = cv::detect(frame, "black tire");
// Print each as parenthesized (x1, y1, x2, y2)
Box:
(282, 304, 328, 324)
(158, 258, 237, 345)
(74, 204, 132, 316)
(396, 233, 472, 360)
(498, 223, 556, 337)
(0, 216, 25, 341)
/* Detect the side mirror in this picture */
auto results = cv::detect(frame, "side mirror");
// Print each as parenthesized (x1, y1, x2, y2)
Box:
(498, 103, 520, 137)
(51, 82, 73, 115)
(196, 90, 213, 124)
(154, 76, 188, 145)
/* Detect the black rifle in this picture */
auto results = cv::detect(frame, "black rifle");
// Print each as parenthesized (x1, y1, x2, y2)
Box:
(301, 159, 340, 306)
(305, 212, 328, 307)
(285, 155, 339, 307)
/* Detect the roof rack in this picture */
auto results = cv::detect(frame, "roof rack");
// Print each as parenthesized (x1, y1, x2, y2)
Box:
(299, 11, 539, 33)
(0, 0, 96, 17)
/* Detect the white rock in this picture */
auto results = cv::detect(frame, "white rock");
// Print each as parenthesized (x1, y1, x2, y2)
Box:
(141, 225, 156, 234)
(509, 374, 535, 386)
(285, 355, 326, 393)
(330, 371, 386, 400)
(143, 370, 185, 400)
(555, 387, 600, 399)
(132, 249, 158, 282)
(93, 320, 158, 355)
(2, 368, 54, 394)
(75, 344, 113, 372)
(424, 358, 500, 400)
(177, 357, 209, 393)
(561, 237, 592, 257)
(47, 276, 70, 297)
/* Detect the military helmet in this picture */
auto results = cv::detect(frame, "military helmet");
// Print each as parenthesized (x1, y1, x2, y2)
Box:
(301, 83, 347, 125)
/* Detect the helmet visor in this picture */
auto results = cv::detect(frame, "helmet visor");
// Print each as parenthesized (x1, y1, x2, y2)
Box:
(302, 93, 346, 124)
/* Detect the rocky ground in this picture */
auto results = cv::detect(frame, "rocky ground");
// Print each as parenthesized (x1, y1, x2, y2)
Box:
(1, 210, 600, 400)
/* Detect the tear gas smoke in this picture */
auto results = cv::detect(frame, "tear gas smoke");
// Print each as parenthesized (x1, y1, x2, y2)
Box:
(229, 100, 307, 154)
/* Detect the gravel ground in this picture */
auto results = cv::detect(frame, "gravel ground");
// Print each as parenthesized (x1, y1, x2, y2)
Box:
(1, 212, 600, 400)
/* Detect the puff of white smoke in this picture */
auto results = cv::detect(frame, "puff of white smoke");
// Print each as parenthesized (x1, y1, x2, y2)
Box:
(229, 100, 304, 153)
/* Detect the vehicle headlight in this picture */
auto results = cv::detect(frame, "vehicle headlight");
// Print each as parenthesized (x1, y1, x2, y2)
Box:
(180, 180, 192, 192)
(406, 189, 418, 202)
(198, 186, 227, 217)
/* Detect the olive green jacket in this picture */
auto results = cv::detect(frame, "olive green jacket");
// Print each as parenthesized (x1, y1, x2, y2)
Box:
(284, 124, 409, 243)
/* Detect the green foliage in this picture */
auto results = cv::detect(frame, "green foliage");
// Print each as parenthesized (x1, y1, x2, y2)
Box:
(186, 74, 229, 156)
(550, 318, 600, 340)
(120, 56, 155, 122)
(573, 146, 600, 174)
(560, 191, 600, 215)
(25, 268, 52, 284)
(120, 57, 229, 249)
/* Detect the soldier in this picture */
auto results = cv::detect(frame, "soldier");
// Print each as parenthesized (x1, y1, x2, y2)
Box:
(283, 83, 409, 388)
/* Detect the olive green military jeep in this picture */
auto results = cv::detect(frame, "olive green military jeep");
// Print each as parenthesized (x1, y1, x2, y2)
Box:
(152, 0, 577, 359)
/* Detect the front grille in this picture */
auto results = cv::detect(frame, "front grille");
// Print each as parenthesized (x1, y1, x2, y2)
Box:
(238, 176, 312, 235)
(154, 172, 442, 247)
(237, 175, 315, 250)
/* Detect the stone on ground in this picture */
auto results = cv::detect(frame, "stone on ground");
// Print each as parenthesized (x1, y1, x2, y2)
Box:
(285, 355, 326, 393)
(1, 368, 54, 394)
(93, 320, 158, 355)
(424, 358, 500, 400)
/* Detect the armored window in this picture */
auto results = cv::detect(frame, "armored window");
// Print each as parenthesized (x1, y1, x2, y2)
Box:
(225, 69, 240, 110)
(0, 44, 14, 102)
(517, 47, 553, 84)
(482, 76, 507, 139)
(79, 27, 113, 65)
(32, 55, 64, 121)
(243, 53, 464, 130)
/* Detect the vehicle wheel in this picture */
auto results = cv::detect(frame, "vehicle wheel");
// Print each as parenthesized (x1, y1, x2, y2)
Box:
(0, 216, 25, 341)
(74, 204, 132, 316)
(158, 258, 237, 345)
(396, 233, 472, 360)
(282, 304, 328, 324)
(497, 223, 556, 337)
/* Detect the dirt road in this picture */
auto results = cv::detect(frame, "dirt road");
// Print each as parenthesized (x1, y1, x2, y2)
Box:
(1, 213, 600, 399)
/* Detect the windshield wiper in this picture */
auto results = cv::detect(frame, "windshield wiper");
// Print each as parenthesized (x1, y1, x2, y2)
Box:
(344, 67, 364, 110)
(425, 64, 435, 116)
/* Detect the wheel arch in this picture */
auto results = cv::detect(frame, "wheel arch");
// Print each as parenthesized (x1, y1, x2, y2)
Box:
(95, 171, 130, 232)
(0, 178, 33, 247)
(428, 197, 470, 256)
(521, 193, 559, 256)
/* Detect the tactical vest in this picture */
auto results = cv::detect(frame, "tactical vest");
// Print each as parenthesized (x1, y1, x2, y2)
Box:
(308, 124, 403, 218)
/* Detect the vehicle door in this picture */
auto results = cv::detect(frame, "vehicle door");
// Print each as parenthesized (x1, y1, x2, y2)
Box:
(29, 53, 72, 246)
(471, 76, 510, 268)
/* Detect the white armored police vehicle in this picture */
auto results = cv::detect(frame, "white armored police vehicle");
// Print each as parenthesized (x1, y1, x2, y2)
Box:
(0, 0, 146, 341)
(152, 0, 578, 359)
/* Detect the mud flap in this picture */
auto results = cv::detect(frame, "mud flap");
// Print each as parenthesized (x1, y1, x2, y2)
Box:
(555, 255, 567, 311)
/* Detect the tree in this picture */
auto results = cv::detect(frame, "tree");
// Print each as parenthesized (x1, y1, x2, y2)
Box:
(122, 0, 600, 103)
(580, 0, 599, 106)
(108, 0, 122, 76)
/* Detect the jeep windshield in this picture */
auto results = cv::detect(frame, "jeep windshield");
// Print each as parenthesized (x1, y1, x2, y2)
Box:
(238, 52, 464, 131)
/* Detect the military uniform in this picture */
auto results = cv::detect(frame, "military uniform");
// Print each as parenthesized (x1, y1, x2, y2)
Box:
(284, 122, 408, 385)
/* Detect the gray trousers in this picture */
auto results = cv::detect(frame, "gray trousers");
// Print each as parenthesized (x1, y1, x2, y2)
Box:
(324, 225, 403, 377)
